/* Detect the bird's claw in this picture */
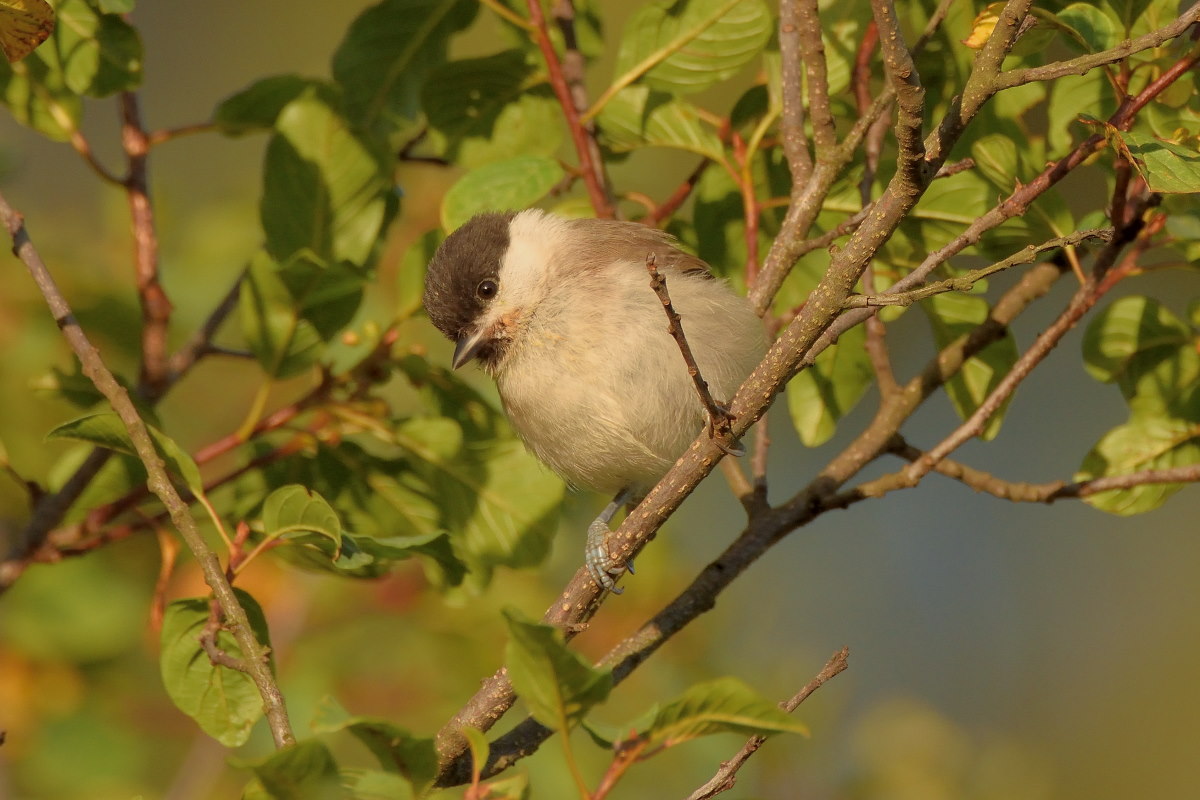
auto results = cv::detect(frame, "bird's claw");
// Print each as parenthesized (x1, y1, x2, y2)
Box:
(586, 519, 630, 593)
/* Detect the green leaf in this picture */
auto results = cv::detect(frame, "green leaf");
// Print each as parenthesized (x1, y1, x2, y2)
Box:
(397, 231, 439, 320)
(339, 769, 414, 800)
(311, 699, 436, 795)
(1053, 3, 1119, 53)
(1116, 131, 1200, 194)
(240, 252, 325, 379)
(394, 418, 565, 579)
(0, 44, 82, 141)
(1083, 296, 1195, 384)
(970, 132, 1020, 191)
(214, 75, 316, 136)
(503, 608, 612, 730)
(332, 0, 477, 132)
(261, 88, 393, 266)
(1077, 413, 1200, 515)
(97, 0, 135, 12)
(160, 589, 272, 747)
(440, 155, 565, 232)
(461, 726, 490, 781)
(245, 740, 346, 800)
(421, 50, 562, 168)
(598, 85, 725, 161)
(276, 256, 366, 340)
(53, 0, 142, 97)
(637, 676, 808, 746)
(262, 484, 342, 553)
(922, 293, 1019, 440)
(479, 773, 530, 800)
(1047, 69, 1115, 155)
(46, 412, 205, 495)
(786, 324, 874, 446)
(614, 0, 773, 95)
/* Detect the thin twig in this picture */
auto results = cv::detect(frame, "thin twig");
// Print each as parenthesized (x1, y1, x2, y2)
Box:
(687, 648, 849, 800)
(795, 0, 836, 157)
(995, 4, 1200, 91)
(902, 210, 1161, 485)
(526, 0, 614, 218)
(435, 259, 1069, 787)
(0, 191, 295, 749)
(645, 254, 741, 454)
(843, 228, 1113, 308)
(885, 437, 1200, 503)
(649, 159, 712, 227)
(553, 0, 616, 215)
(120, 93, 173, 397)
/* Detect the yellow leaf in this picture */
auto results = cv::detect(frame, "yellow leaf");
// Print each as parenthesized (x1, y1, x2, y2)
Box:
(0, 0, 54, 63)
(963, 2, 1004, 49)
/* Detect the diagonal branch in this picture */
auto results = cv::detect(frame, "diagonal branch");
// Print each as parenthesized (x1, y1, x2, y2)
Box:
(687, 647, 849, 800)
(527, 0, 615, 218)
(0, 190, 294, 749)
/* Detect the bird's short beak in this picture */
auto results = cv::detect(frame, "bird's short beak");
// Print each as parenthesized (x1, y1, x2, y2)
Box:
(452, 326, 490, 369)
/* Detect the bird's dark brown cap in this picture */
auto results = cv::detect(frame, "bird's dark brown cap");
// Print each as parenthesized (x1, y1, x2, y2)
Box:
(423, 211, 517, 341)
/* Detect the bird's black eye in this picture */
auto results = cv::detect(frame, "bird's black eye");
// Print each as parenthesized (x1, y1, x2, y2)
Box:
(476, 279, 498, 300)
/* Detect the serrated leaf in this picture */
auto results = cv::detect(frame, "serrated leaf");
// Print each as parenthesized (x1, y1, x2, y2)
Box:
(923, 293, 1019, 440)
(421, 50, 562, 167)
(262, 89, 392, 266)
(214, 74, 315, 135)
(614, 0, 772, 95)
(637, 676, 808, 746)
(245, 740, 345, 800)
(1117, 131, 1200, 194)
(598, 85, 725, 161)
(440, 155, 564, 232)
(160, 589, 271, 747)
(393, 418, 564, 579)
(786, 323, 874, 446)
(332, 0, 476, 132)
(240, 253, 324, 379)
(1077, 413, 1200, 515)
(503, 608, 612, 730)
(311, 701, 436, 794)
(46, 412, 204, 495)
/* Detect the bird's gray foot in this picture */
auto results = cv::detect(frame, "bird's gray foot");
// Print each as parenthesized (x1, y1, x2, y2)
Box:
(586, 518, 626, 592)
(585, 488, 635, 592)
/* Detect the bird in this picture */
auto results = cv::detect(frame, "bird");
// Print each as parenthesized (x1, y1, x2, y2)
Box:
(423, 209, 766, 590)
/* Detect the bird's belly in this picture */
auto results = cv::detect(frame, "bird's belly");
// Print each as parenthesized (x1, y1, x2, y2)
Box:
(495, 350, 700, 495)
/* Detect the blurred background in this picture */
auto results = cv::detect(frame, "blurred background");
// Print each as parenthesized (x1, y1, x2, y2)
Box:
(1, 1, 1199, 798)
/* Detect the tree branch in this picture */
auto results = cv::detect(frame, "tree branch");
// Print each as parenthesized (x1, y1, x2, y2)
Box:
(526, 0, 614, 218)
(120, 93, 173, 397)
(995, 4, 1200, 91)
(0, 191, 295, 749)
(686, 647, 849, 800)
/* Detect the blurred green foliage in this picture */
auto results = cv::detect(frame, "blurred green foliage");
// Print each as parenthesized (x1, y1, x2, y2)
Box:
(0, 0, 1198, 797)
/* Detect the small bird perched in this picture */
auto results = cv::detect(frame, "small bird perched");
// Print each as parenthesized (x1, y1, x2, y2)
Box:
(423, 209, 766, 590)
